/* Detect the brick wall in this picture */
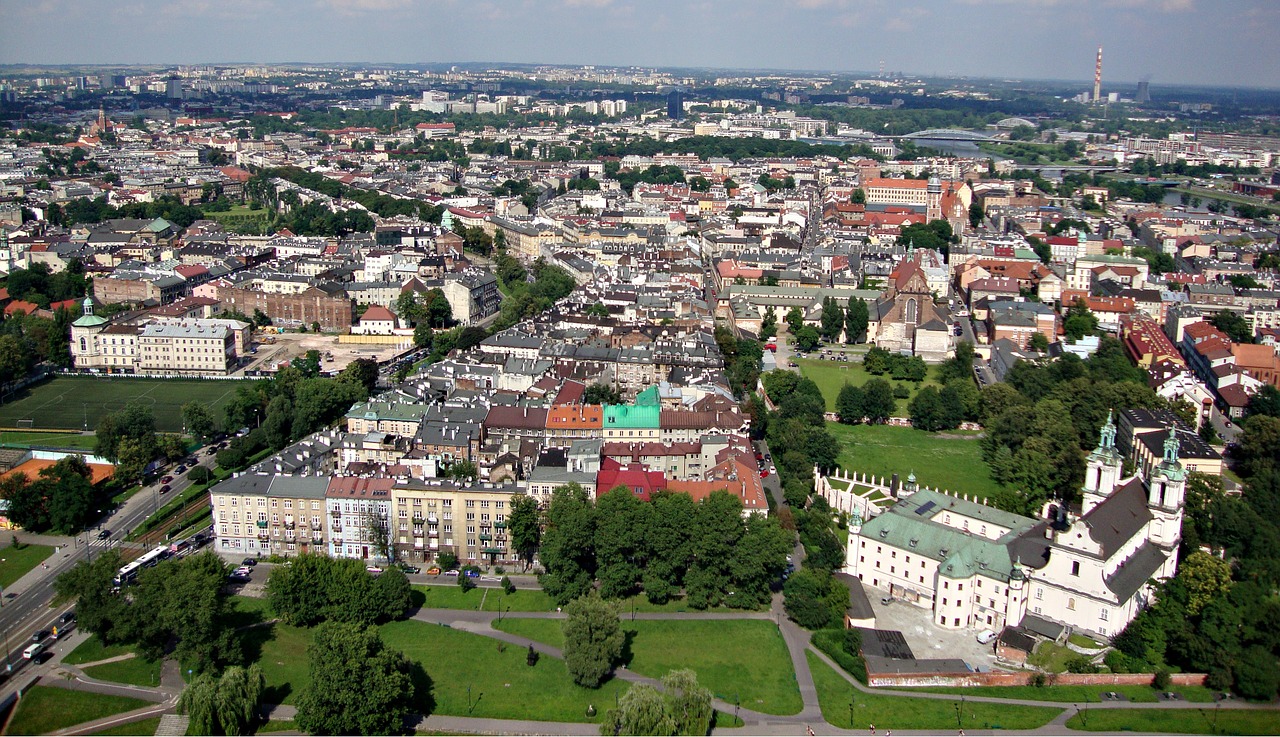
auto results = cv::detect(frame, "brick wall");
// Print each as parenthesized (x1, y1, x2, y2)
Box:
(867, 670, 1207, 688)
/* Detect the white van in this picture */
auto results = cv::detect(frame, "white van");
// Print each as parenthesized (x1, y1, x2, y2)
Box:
(22, 643, 42, 660)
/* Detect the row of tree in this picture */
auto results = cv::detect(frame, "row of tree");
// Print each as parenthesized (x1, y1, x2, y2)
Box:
(519, 484, 792, 610)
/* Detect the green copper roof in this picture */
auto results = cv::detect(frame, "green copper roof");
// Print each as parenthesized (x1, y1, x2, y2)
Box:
(634, 386, 660, 406)
(72, 314, 108, 328)
(603, 404, 660, 429)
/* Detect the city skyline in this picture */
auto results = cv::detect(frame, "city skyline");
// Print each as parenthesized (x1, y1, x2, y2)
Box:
(2, 0, 1279, 90)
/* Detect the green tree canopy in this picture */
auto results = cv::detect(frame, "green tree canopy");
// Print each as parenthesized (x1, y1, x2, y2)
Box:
(562, 593, 625, 688)
(295, 621, 423, 735)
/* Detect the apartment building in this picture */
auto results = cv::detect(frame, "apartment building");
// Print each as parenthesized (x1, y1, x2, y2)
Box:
(138, 321, 235, 374)
(389, 479, 520, 564)
(326, 476, 395, 561)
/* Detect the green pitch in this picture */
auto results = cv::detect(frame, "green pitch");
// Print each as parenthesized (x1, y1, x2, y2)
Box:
(0, 376, 240, 433)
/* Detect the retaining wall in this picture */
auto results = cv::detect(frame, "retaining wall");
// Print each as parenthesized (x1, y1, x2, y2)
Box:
(867, 669, 1207, 688)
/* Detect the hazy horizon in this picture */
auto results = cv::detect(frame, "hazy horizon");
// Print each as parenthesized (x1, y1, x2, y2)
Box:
(3, 0, 1277, 90)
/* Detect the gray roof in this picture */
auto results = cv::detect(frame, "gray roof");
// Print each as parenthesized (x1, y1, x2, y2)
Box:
(1104, 542, 1168, 601)
(1079, 479, 1153, 559)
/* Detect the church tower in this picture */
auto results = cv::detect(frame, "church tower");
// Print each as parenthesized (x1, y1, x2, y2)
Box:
(1147, 432, 1186, 550)
(926, 175, 942, 222)
(1081, 410, 1122, 514)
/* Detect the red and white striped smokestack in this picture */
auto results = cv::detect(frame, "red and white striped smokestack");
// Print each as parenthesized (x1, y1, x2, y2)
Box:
(1094, 46, 1103, 102)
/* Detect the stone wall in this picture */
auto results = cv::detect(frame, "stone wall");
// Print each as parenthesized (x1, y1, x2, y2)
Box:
(867, 669, 1207, 689)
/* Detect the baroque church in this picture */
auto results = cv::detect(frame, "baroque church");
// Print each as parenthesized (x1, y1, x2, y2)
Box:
(844, 412, 1185, 639)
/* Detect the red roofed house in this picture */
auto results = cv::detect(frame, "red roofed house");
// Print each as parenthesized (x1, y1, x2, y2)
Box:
(595, 457, 668, 500)
(353, 305, 398, 335)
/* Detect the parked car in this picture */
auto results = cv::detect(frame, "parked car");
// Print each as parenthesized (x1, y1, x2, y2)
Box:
(161, 475, 174, 484)
(175, 465, 187, 474)
(366, 566, 384, 574)
(443, 570, 460, 577)
(59, 611, 76, 626)
(464, 569, 480, 578)
(765, 343, 777, 352)
(760, 469, 769, 478)
(399, 565, 421, 574)
(241, 558, 257, 567)
(426, 567, 442, 575)
(31, 630, 49, 643)
(976, 629, 998, 645)
(159, 485, 172, 494)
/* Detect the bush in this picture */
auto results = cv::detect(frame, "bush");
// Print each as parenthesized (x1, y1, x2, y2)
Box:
(1153, 668, 1172, 690)
(501, 575, 515, 595)
(458, 574, 476, 592)
(812, 629, 867, 684)
(892, 385, 911, 399)
(1066, 655, 1101, 674)
(1030, 673, 1047, 688)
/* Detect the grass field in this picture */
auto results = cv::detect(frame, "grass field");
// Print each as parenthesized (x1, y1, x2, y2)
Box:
(63, 637, 136, 666)
(82, 655, 163, 688)
(4, 685, 150, 736)
(795, 358, 939, 415)
(87, 716, 162, 736)
(827, 423, 1005, 500)
(0, 430, 99, 449)
(0, 376, 241, 433)
(493, 618, 803, 716)
(807, 651, 1061, 731)
(903, 683, 1218, 704)
(0, 543, 54, 588)
(1066, 707, 1280, 734)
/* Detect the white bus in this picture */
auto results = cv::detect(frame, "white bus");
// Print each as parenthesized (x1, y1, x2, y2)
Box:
(113, 545, 172, 587)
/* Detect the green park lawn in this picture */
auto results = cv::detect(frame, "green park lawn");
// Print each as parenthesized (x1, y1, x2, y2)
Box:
(0, 543, 54, 589)
(807, 651, 1061, 731)
(795, 358, 938, 415)
(63, 637, 136, 666)
(0, 376, 240, 433)
(0, 430, 99, 449)
(493, 617, 803, 716)
(826, 423, 1004, 501)
(1065, 707, 1280, 734)
(904, 683, 1217, 704)
(412, 584, 559, 612)
(87, 716, 162, 736)
(82, 654, 163, 688)
(4, 685, 150, 736)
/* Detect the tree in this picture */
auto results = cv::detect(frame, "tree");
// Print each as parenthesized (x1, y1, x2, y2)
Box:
(539, 484, 597, 606)
(178, 665, 266, 736)
(760, 305, 777, 340)
(182, 402, 217, 441)
(1210, 310, 1253, 344)
(845, 297, 868, 344)
(1027, 332, 1050, 352)
(602, 684, 676, 736)
(1063, 299, 1099, 342)
(1177, 551, 1232, 617)
(508, 494, 541, 571)
(421, 288, 453, 328)
(54, 550, 128, 645)
(968, 201, 985, 229)
(594, 486, 648, 599)
(860, 378, 895, 424)
(1246, 385, 1280, 419)
(793, 325, 821, 352)
(784, 306, 805, 335)
(114, 437, 152, 490)
(820, 297, 844, 342)
(835, 384, 864, 425)
(295, 622, 421, 736)
(338, 358, 379, 395)
(909, 386, 961, 432)
(583, 383, 622, 405)
(562, 593, 624, 688)
(783, 568, 848, 630)
(394, 290, 424, 326)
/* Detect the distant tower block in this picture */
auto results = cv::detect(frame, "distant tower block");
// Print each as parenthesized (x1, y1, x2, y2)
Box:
(1093, 46, 1103, 102)
(879, 60, 885, 77)
(1136, 77, 1151, 104)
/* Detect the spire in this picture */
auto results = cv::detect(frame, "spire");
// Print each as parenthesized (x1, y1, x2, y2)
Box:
(1097, 410, 1116, 453)
(1162, 432, 1179, 465)
(82, 296, 94, 316)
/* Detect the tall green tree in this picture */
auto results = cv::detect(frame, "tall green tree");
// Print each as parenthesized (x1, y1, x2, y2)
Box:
(562, 593, 625, 688)
(820, 297, 844, 342)
(860, 378, 896, 424)
(295, 622, 422, 736)
(845, 297, 868, 344)
(539, 484, 598, 605)
(835, 384, 864, 425)
(594, 486, 649, 599)
(507, 494, 541, 571)
(182, 402, 218, 441)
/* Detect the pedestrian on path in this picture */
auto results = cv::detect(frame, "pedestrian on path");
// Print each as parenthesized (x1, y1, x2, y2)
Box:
(869, 724, 875, 734)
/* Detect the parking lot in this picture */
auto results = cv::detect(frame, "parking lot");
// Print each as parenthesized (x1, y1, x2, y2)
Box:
(868, 594, 1005, 671)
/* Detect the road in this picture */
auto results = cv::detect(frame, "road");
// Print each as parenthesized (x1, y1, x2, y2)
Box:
(0, 442, 221, 678)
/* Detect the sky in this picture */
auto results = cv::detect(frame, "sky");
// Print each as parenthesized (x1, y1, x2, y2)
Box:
(2, 0, 1278, 89)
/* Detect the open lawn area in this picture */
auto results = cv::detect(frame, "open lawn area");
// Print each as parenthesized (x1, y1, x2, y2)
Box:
(245, 622, 313, 706)
(82, 654, 162, 687)
(380, 619, 630, 723)
(4, 685, 150, 736)
(1066, 707, 1280, 734)
(903, 683, 1218, 704)
(795, 358, 938, 415)
(87, 716, 162, 736)
(0, 543, 53, 588)
(493, 617, 802, 716)
(0, 430, 99, 449)
(0, 376, 240, 433)
(808, 651, 1061, 731)
(63, 637, 136, 666)
(826, 423, 1004, 500)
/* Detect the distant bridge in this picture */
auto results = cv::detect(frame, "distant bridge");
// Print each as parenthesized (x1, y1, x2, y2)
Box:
(896, 129, 996, 142)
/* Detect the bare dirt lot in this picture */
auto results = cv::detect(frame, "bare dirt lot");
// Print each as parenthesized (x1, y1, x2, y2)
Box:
(239, 331, 410, 375)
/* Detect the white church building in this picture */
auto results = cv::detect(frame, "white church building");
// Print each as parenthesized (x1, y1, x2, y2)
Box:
(844, 412, 1185, 639)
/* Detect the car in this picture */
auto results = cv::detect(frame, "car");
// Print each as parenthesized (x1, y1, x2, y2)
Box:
(464, 569, 480, 578)
(366, 566, 384, 574)
(399, 565, 421, 574)
(443, 570, 459, 577)
(161, 475, 174, 484)
(787, 361, 798, 368)
(228, 573, 250, 583)
(976, 629, 998, 645)
(159, 485, 172, 494)
(97, 529, 111, 540)
(241, 558, 257, 567)
(32, 629, 50, 643)
(765, 343, 777, 352)
(175, 465, 187, 474)
(426, 567, 442, 576)
(59, 611, 76, 625)
(763, 453, 771, 462)
(760, 469, 769, 478)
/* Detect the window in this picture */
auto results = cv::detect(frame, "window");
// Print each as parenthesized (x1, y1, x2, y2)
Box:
(1100, 608, 1109, 621)
(891, 551, 896, 559)
(1067, 598, 1076, 611)
(1071, 561, 1080, 576)
(1035, 587, 1043, 600)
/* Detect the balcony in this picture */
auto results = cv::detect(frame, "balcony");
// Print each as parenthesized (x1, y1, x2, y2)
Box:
(478, 534, 491, 542)
(312, 522, 324, 531)
(257, 531, 270, 541)
(429, 529, 439, 538)
(330, 509, 341, 516)
(494, 521, 507, 530)
(331, 524, 342, 533)
(412, 516, 426, 525)
(284, 520, 296, 530)
(311, 536, 324, 545)
(256, 520, 268, 529)
(332, 538, 343, 547)
(412, 528, 424, 538)
(428, 540, 440, 550)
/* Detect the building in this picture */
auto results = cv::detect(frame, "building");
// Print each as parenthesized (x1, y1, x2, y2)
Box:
(667, 90, 684, 120)
(388, 479, 519, 564)
(845, 413, 1184, 639)
(326, 476, 395, 561)
(71, 299, 249, 374)
(211, 474, 274, 556)
(440, 270, 501, 326)
(138, 321, 235, 374)
(868, 258, 954, 361)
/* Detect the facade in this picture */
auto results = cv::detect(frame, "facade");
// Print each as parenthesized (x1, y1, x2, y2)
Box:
(211, 474, 274, 556)
(71, 299, 249, 374)
(325, 476, 395, 561)
(389, 479, 518, 564)
(869, 258, 954, 361)
(845, 413, 1184, 639)
(217, 283, 353, 330)
(440, 270, 501, 326)
(138, 321, 235, 374)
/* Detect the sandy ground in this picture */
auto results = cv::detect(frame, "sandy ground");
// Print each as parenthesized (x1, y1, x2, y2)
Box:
(238, 331, 410, 375)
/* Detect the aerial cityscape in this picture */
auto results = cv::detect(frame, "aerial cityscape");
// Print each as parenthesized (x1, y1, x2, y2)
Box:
(0, 1, 1277, 735)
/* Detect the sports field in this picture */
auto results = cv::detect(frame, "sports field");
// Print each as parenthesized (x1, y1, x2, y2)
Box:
(0, 377, 240, 433)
